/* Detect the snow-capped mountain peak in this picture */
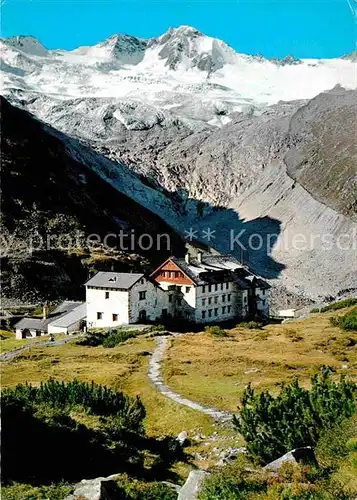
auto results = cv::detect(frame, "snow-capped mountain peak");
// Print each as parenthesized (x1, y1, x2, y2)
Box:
(2, 35, 48, 57)
(0, 25, 356, 130)
(147, 25, 237, 71)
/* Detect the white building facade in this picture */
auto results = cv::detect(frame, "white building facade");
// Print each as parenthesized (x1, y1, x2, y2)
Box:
(84, 254, 270, 329)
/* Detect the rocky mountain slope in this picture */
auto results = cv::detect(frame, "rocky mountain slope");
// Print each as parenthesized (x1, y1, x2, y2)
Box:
(0, 97, 185, 303)
(1, 27, 356, 304)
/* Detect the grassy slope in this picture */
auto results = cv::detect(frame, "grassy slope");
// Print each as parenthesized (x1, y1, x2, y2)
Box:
(1, 337, 214, 436)
(163, 308, 357, 411)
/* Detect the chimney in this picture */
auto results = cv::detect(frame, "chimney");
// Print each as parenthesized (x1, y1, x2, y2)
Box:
(185, 252, 191, 264)
(43, 303, 49, 320)
(197, 251, 203, 264)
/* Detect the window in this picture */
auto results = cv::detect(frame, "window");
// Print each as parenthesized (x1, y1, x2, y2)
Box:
(169, 295, 173, 303)
(208, 297, 212, 305)
(262, 299, 266, 306)
(112, 314, 118, 322)
(208, 285, 212, 293)
(220, 283, 224, 291)
(228, 294, 231, 302)
(139, 291, 146, 300)
(202, 298, 206, 306)
(222, 295, 226, 303)
(140, 278, 145, 285)
(214, 308, 218, 316)
(186, 287, 190, 293)
(244, 296, 247, 303)
(215, 284, 218, 291)
(97, 312, 103, 320)
(227, 305, 232, 313)
(222, 306, 226, 314)
(105, 291, 110, 299)
(226, 282, 229, 290)
(177, 298, 182, 306)
(202, 286, 206, 293)
(208, 309, 212, 318)
(214, 296, 218, 304)
(202, 311, 206, 319)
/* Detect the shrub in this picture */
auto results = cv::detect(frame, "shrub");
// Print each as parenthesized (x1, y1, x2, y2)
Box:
(199, 459, 267, 499)
(2, 482, 72, 500)
(103, 330, 137, 348)
(237, 321, 263, 330)
(233, 367, 357, 464)
(204, 325, 227, 337)
(2, 378, 146, 428)
(116, 476, 178, 499)
(320, 298, 357, 313)
(330, 308, 357, 331)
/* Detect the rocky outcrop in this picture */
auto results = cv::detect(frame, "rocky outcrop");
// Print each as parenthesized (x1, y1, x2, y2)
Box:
(66, 476, 120, 500)
(264, 447, 318, 472)
(178, 470, 211, 500)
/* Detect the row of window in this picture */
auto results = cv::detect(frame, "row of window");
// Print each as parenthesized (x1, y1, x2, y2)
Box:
(104, 291, 147, 301)
(97, 312, 118, 321)
(159, 271, 185, 279)
(202, 283, 230, 294)
(202, 305, 232, 319)
(202, 294, 231, 306)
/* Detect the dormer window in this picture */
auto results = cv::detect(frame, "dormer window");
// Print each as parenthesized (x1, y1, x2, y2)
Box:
(108, 277, 117, 282)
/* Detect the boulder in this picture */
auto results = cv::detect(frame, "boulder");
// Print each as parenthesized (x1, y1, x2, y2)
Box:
(66, 475, 120, 500)
(178, 470, 211, 500)
(264, 447, 317, 472)
(177, 431, 189, 446)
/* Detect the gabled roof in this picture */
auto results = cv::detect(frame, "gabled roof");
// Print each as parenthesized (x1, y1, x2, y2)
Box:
(14, 301, 87, 331)
(152, 254, 271, 290)
(14, 317, 50, 331)
(84, 272, 144, 290)
(49, 303, 86, 328)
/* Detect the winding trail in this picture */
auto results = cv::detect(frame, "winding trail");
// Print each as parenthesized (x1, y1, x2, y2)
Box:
(148, 336, 232, 423)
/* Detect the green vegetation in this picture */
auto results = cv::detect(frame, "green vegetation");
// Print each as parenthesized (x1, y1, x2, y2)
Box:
(78, 329, 143, 348)
(2, 482, 72, 500)
(2, 379, 185, 486)
(200, 414, 357, 499)
(233, 367, 356, 464)
(236, 321, 263, 330)
(311, 298, 357, 313)
(330, 308, 357, 331)
(4, 378, 146, 430)
(204, 325, 228, 337)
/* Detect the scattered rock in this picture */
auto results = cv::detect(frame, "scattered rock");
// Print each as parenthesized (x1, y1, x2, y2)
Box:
(178, 470, 211, 500)
(244, 368, 260, 375)
(264, 447, 317, 472)
(217, 447, 247, 465)
(177, 431, 189, 446)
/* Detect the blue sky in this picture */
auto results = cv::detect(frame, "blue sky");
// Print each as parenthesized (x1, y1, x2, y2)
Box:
(1, 0, 356, 58)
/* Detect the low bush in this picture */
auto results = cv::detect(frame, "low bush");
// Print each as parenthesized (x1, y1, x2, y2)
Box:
(237, 321, 263, 330)
(77, 328, 142, 348)
(2, 482, 72, 500)
(115, 475, 178, 499)
(233, 367, 357, 464)
(330, 308, 357, 331)
(103, 330, 137, 347)
(204, 325, 227, 337)
(320, 298, 357, 313)
(3, 378, 146, 427)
